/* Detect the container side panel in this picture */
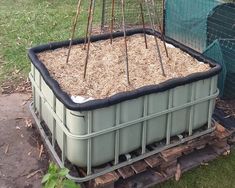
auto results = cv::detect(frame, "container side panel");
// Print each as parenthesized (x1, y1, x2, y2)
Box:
(41, 101, 54, 132)
(41, 79, 54, 131)
(193, 78, 211, 129)
(41, 78, 54, 107)
(146, 92, 168, 144)
(66, 139, 88, 167)
(171, 85, 190, 135)
(34, 68, 41, 112)
(91, 107, 116, 166)
(55, 122, 64, 149)
(66, 111, 88, 167)
(56, 99, 65, 122)
(119, 98, 143, 154)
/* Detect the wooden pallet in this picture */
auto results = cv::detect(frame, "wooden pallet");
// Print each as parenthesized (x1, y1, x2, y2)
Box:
(84, 123, 234, 188)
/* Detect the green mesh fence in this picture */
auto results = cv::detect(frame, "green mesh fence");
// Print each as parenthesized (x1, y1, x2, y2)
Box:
(204, 40, 235, 99)
(205, 3, 235, 99)
(203, 39, 235, 99)
(207, 3, 235, 46)
(165, 0, 220, 52)
(165, 0, 235, 99)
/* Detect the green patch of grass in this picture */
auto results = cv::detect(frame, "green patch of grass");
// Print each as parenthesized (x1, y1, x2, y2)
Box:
(154, 150, 235, 188)
(0, 0, 102, 83)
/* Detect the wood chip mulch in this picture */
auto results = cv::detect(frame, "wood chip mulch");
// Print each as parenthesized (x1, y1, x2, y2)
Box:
(38, 34, 210, 99)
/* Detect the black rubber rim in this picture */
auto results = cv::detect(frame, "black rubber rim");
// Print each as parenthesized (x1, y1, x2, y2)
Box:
(28, 28, 221, 111)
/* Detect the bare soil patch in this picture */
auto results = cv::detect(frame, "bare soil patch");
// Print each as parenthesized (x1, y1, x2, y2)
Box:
(217, 99, 235, 118)
(38, 34, 210, 99)
(0, 93, 49, 188)
(1, 76, 31, 95)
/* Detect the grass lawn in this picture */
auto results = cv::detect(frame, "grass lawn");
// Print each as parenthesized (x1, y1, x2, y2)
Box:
(155, 150, 235, 188)
(1, 0, 235, 187)
(0, 0, 102, 84)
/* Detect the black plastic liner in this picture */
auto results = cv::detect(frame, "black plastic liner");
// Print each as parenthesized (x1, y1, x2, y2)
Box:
(28, 28, 221, 111)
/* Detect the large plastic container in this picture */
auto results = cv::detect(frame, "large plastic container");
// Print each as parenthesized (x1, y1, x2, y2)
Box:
(28, 29, 221, 169)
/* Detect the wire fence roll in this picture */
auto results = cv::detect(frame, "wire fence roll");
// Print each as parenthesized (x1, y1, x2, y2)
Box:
(100, 0, 164, 32)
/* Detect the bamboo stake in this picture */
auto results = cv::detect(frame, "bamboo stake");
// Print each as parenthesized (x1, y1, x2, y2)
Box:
(66, 0, 82, 64)
(101, 0, 106, 32)
(151, 0, 169, 57)
(83, 0, 95, 79)
(83, 0, 93, 49)
(121, 0, 130, 85)
(139, 0, 148, 49)
(110, 0, 115, 44)
(162, 0, 165, 34)
(145, 0, 166, 76)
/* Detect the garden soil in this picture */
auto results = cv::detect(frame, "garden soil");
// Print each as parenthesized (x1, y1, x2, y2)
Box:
(0, 93, 48, 188)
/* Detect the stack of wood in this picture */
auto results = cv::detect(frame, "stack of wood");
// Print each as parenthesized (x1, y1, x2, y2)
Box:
(84, 122, 234, 188)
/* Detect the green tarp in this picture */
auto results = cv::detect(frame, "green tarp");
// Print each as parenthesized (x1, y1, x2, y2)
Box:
(165, 0, 220, 52)
(203, 39, 235, 99)
(165, 1, 235, 99)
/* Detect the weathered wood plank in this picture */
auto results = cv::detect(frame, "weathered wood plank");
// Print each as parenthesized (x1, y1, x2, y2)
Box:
(117, 165, 135, 179)
(160, 159, 177, 171)
(131, 160, 149, 174)
(93, 171, 119, 188)
(144, 154, 162, 168)
(160, 146, 185, 162)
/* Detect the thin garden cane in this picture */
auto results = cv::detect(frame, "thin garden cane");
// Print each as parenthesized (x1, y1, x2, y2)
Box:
(101, 0, 106, 32)
(66, 0, 82, 64)
(83, 0, 95, 79)
(151, 0, 169, 58)
(83, 0, 93, 50)
(162, 0, 165, 35)
(145, 0, 166, 76)
(110, 0, 115, 44)
(121, 0, 130, 85)
(140, 0, 148, 49)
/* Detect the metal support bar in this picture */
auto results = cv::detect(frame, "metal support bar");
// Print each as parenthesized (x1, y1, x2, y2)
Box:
(52, 95, 56, 147)
(39, 75, 42, 121)
(87, 111, 92, 175)
(141, 96, 148, 154)
(30, 101, 215, 183)
(166, 89, 173, 145)
(188, 83, 196, 136)
(208, 78, 215, 129)
(61, 104, 67, 165)
(32, 66, 36, 110)
(114, 104, 120, 165)
(63, 105, 66, 127)
(62, 132, 66, 165)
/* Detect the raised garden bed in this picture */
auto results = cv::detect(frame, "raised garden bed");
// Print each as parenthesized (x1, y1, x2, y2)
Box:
(28, 29, 221, 182)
